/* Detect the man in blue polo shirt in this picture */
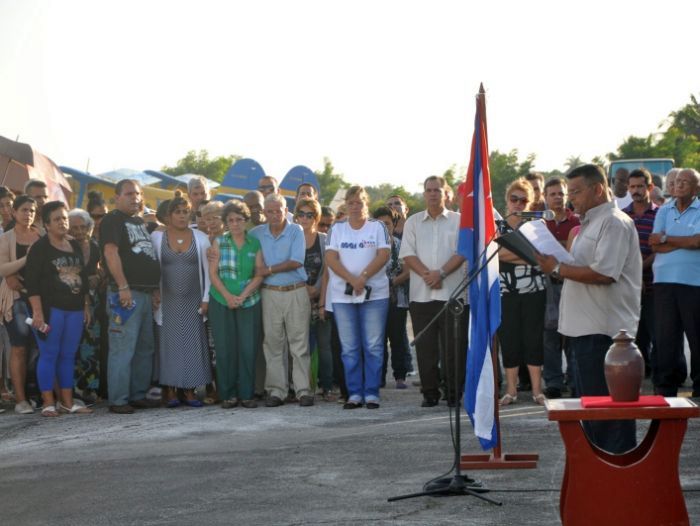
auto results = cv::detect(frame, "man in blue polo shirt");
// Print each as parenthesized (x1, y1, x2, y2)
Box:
(251, 194, 313, 407)
(649, 168, 700, 398)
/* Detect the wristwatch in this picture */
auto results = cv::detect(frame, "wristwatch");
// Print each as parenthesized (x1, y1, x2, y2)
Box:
(660, 233, 668, 244)
(552, 262, 561, 279)
(439, 269, 448, 281)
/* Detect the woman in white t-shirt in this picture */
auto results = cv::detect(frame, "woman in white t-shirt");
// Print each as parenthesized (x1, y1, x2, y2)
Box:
(325, 186, 390, 409)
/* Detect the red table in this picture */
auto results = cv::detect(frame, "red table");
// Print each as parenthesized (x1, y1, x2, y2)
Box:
(545, 397, 699, 526)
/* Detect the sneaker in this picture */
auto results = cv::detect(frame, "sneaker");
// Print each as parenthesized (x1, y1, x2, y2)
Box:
(146, 386, 162, 401)
(14, 400, 34, 414)
(240, 399, 258, 409)
(395, 380, 407, 389)
(299, 395, 314, 407)
(109, 404, 135, 414)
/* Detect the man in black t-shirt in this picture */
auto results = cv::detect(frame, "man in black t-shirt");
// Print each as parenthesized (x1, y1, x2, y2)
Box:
(100, 179, 161, 414)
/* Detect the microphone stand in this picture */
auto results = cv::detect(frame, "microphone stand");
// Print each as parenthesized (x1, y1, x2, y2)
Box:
(388, 236, 503, 505)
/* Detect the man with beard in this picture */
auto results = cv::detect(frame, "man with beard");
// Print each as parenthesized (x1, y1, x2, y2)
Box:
(621, 169, 657, 375)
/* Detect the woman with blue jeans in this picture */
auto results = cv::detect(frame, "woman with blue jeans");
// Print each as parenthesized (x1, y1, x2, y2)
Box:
(25, 201, 92, 416)
(0, 195, 41, 414)
(325, 186, 390, 409)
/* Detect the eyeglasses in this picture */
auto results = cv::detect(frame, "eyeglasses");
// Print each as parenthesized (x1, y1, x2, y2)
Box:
(295, 211, 316, 219)
(509, 195, 529, 204)
(387, 201, 403, 206)
(90, 213, 105, 220)
(258, 184, 275, 192)
(318, 222, 332, 228)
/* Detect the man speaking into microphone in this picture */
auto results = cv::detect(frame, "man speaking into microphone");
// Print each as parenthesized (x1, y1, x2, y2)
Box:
(536, 164, 641, 454)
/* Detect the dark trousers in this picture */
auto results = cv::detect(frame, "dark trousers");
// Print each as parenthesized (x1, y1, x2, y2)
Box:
(636, 291, 654, 369)
(499, 291, 546, 368)
(569, 334, 637, 454)
(543, 328, 567, 390)
(409, 300, 468, 401)
(653, 283, 700, 397)
(382, 305, 410, 382)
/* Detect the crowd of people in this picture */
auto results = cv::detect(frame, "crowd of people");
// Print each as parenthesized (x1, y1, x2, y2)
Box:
(0, 167, 697, 446)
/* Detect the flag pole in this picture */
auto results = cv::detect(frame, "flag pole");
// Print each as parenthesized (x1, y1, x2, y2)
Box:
(460, 84, 538, 470)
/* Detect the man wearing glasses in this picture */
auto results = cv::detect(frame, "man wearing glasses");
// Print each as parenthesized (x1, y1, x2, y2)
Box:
(649, 168, 700, 399)
(536, 164, 641, 454)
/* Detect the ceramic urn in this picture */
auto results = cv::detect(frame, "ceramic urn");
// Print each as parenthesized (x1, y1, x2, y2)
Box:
(604, 330, 645, 402)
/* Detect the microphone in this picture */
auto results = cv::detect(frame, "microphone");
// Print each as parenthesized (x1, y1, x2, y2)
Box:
(514, 210, 555, 220)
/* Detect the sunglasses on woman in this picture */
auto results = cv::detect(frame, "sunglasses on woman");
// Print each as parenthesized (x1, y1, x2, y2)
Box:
(509, 195, 529, 204)
(295, 211, 315, 219)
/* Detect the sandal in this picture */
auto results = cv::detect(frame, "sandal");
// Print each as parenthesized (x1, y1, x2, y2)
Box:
(321, 391, 337, 402)
(499, 393, 518, 406)
(58, 402, 93, 414)
(41, 405, 59, 417)
(532, 393, 546, 406)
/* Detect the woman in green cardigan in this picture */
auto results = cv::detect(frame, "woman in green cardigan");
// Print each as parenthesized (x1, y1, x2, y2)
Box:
(208, 200, 264, 409)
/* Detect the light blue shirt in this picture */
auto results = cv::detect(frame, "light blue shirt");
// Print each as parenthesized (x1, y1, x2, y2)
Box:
(250, 222, 307, 286)
(652, 197, 700, 286)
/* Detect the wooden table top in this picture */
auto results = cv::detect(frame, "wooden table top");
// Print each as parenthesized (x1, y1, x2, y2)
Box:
(544, 397, 700, 421)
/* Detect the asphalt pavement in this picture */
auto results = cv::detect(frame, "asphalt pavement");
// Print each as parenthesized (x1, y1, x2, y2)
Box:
(0, 379, 698, 526)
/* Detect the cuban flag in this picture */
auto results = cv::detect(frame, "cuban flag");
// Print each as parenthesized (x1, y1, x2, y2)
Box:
(458, 84, 501, 450)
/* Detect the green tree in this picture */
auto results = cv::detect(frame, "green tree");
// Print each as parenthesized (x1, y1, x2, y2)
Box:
(607, 93, 700, 170)
(607, 136, 658, 161)
(669, 93, 700, 138)
(591, 155, 608, 168)
(365, 183, 424, 215)
(565, 155, 584, 171)
(162, 149, 241, 183)
(488, 149, 535, 214)
(314, 157, 348, 206)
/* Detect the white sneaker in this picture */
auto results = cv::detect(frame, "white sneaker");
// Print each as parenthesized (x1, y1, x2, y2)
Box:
(14, 400, 34, 414)
(146, 386, 162, 401)
(0, 408, 5, 413)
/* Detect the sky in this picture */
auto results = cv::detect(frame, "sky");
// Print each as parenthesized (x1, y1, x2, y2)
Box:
(1, 0, 699, 192)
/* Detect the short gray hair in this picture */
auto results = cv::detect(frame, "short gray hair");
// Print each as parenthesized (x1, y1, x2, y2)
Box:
(264, 193, 287, 208)
(187, 176, 208, 193)
(679, 168, 700, 184)
(68, 208, 94, 229)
